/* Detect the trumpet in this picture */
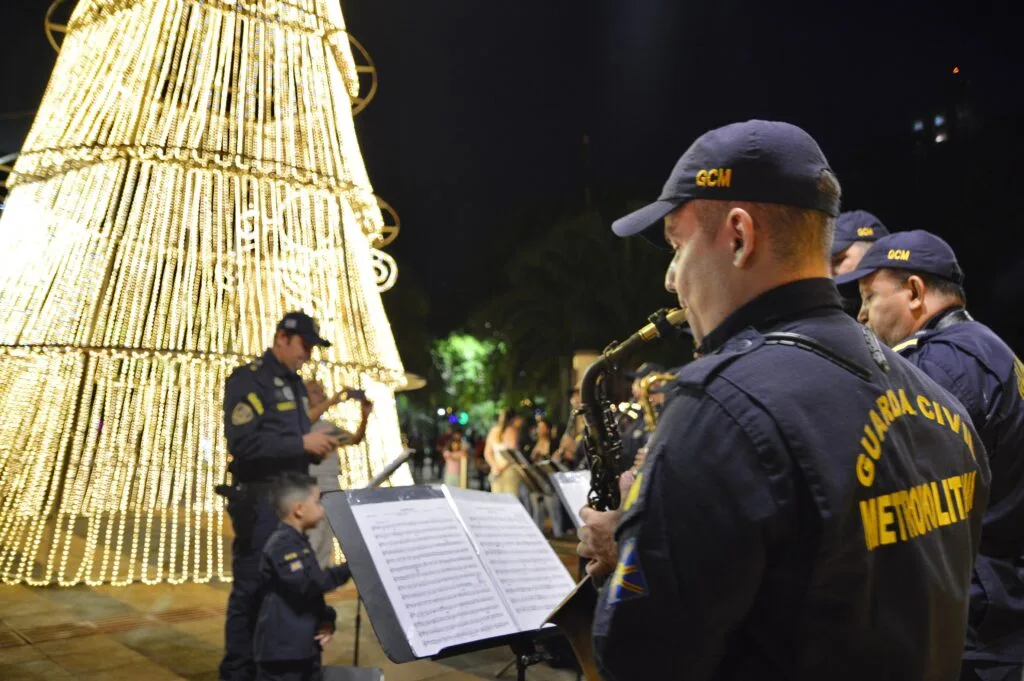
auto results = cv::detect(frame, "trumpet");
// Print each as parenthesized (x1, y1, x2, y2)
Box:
(639, 372, 677, 433)
(546, 307, 688, 680)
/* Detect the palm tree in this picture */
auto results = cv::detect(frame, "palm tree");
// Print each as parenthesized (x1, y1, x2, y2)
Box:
(473, 208, 681, 419)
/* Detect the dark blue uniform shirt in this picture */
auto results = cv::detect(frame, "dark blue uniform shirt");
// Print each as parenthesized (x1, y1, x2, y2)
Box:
(895, 307, 1024, 663)
(593, 279, 991, 681)
(225, 350, 313, 483)
(618, 417, 649, 472)
(254, 523, 351, 662)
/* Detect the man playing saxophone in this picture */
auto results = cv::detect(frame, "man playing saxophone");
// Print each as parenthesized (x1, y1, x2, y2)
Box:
(578, 120, 990, 680)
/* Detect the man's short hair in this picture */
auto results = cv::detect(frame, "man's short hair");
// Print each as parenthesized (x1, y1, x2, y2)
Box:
(271, 471, 318, 518)
(892, 270, 967, 307)
(694, 200, 837, 265)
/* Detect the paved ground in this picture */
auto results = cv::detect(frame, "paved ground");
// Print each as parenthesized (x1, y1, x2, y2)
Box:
(0, 464, 583, 680)
(0, 572, 582, 680)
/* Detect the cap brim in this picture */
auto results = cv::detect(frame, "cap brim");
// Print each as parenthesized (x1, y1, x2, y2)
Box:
(611, 200, 680, 246)
(833, 266, 879, 287)
(302, 332, 332, 348)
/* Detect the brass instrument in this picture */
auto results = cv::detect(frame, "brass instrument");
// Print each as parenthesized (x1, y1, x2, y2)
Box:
(639, 372, 677, 432)
(546, 307, 687, 680)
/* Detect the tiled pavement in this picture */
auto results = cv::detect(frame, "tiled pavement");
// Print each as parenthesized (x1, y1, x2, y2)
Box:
(0, 540, 583, 681)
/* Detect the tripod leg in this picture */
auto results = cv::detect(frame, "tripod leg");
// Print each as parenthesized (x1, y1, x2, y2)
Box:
(353, 599, 362, 666)
(495, 657, 516, 678)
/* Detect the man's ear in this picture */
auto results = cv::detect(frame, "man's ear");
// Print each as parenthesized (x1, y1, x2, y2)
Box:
(907, 275, 926, 311)
(727, 207, 756, 268)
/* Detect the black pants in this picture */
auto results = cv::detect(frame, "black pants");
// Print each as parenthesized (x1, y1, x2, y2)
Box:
(257, 658, 322, 681)
(961, 660, 1024, 681)
(219, 488, 278, 681)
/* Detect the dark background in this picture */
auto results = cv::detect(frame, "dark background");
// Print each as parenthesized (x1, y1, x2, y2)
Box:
(3, 0, 1022, 379)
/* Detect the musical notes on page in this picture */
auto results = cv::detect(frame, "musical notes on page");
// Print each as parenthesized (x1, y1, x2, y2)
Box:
(449, 491, 576, 632)
(349, 498, 517, 657)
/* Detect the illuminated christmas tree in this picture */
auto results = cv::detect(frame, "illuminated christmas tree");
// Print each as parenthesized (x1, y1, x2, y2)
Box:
(0, 0, 410, 586)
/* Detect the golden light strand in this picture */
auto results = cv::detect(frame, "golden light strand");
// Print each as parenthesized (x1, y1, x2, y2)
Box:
(0, 0, 410, 587)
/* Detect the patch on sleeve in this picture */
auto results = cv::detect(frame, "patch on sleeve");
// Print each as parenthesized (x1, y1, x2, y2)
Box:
(607, 538, 647, 604)
(231, 402, 255, 426)
(289, 560, 304, 572)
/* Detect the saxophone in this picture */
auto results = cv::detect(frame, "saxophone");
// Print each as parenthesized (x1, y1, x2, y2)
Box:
(546, 307, 687, 680)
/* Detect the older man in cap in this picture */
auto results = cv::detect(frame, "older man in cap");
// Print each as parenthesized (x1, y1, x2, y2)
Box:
(577, 121, 989, 681)
(218, 311, 342, 681)
(837, 231, 1024, 681)
(830, 209, 890, 276)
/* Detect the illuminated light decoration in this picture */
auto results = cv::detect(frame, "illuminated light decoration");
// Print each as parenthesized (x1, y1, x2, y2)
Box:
(0, 0, 410, 587)
(935, 133, 948, 144)
(934, 114, 946, 127)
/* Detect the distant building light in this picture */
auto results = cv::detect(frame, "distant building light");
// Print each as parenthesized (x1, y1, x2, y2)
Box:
(953, 66, 960, 74)
(935, 133, 948, 143)
(913, 120, 925, 132)
(934, 114, 946, 127)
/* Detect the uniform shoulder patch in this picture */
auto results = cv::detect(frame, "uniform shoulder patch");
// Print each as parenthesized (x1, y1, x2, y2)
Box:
(283, 552, 298, 560)
(608, 538, 647, 604)
(231, 402, 255, 426)
(289, 560, 303, 572)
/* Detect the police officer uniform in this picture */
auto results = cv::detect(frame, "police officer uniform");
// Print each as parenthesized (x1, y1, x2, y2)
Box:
(600, 120, 991, 681)
(831, 210, 889, 314)
(837, 231, 1024, 679)
(254, 523, 351, 681)
(219, 312, 332, 681)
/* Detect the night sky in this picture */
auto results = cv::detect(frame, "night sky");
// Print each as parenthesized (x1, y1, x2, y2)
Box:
(2, 0, 1021, 336)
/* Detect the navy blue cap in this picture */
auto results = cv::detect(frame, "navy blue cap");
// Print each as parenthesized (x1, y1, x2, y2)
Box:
(831, 210, 890, 256)
(834, 230, 964, 287)
(612, 120, 841, 246)
(626, 362, 666, 379)
(277, 311, 332, 348)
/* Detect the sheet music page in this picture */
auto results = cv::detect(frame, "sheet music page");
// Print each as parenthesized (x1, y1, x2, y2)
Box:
(447, 488, 576, 632)
(348, 497, 517, 657)
(551, 471, 592, 529)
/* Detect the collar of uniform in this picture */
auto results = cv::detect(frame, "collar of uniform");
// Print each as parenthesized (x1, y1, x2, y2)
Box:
(262, 349, 299, 380)
(277, 521, 311, 543)
(697, 278, 843, 355)
(922, 305, 967, 332)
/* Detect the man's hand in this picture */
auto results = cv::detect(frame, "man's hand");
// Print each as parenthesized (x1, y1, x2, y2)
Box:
(303, 431, 340, 458)
(618, 469, 637, 501)
(314, 622, 334, 647)
(577, 507, 621, 578)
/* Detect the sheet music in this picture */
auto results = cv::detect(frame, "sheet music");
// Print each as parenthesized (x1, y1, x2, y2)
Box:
(348, 497, 517, 657)
(448, 489, 576, 632)
(551, 471, 592, 529)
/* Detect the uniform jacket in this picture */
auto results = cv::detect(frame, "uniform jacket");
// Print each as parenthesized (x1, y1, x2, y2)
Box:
(225, 350, 313, 483)
(593, 279, 992, 681)
(254, 523, 351, 662)
(896, 307, 1024, 662)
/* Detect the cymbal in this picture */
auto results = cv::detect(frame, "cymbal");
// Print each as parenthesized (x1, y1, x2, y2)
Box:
(395, 372, 426, 392)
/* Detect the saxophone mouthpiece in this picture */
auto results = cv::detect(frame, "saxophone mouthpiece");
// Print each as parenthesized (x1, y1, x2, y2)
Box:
(638, 307, 688, 342)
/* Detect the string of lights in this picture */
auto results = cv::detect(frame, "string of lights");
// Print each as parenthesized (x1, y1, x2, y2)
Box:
(0, 0, 410, 586)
